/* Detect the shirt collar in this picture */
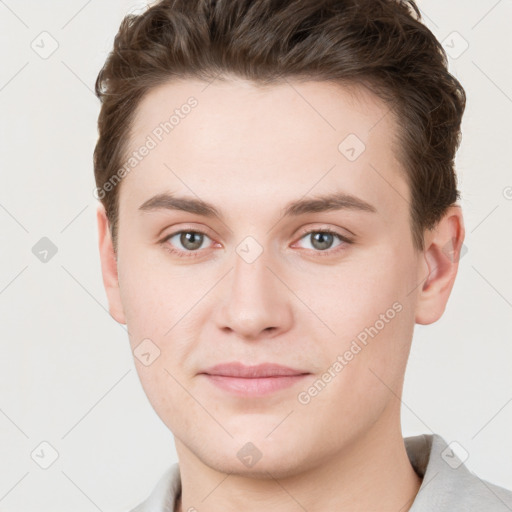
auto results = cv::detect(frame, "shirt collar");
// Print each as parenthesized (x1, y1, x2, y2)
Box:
(405, 433, 512, 511)
(133, 433, 512, 511)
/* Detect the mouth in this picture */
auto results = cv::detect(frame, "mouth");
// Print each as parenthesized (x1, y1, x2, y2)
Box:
(198, 362, 310, 396)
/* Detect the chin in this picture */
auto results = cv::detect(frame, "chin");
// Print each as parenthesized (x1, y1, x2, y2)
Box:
(196, 434, 313, 478)
(209, 451, 308, 480)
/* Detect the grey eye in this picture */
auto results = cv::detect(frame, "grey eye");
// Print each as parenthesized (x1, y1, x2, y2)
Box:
(168, 231, 210, 251)
(299, 231, 344, 251)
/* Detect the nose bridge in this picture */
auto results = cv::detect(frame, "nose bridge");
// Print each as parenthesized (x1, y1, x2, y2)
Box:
(232, 239, 273, 301)
(215, 235, 292, 338)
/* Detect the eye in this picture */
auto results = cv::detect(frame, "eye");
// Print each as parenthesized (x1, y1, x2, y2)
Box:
(160, 227, 353, 259)
(294, 228, 352, 255)
(161, 229, 213, 258)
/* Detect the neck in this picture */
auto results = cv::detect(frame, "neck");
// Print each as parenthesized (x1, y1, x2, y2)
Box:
(174, 412, 422, 512)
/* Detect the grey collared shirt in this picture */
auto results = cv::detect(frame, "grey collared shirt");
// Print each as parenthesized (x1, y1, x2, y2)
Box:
(130, 433, 512, 511)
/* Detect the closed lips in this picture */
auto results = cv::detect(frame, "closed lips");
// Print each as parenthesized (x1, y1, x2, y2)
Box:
(200, 362, 309, 378)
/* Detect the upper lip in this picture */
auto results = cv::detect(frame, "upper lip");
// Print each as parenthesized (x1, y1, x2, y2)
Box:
(200, 362, 309, 378)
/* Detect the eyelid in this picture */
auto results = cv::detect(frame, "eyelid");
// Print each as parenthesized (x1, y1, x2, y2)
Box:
(294, 225, 354, 242)
(160, 223, 215, 241)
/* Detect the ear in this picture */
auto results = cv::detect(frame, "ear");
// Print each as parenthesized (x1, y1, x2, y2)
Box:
(97, 204, 127, 324)
(415, 205, 465, 325)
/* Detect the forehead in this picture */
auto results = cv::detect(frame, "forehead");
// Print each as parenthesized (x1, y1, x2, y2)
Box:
(120, 77, 409, 223)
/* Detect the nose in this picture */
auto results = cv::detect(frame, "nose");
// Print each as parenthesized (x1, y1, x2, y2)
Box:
(213, 244, 293, 340)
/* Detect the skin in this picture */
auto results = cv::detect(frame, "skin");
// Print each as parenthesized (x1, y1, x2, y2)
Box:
(97, 77, 465, 511)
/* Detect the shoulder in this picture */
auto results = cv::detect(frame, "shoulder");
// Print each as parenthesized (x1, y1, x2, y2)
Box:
(406, 433, 512, 511)
(128, 463, 181, 512)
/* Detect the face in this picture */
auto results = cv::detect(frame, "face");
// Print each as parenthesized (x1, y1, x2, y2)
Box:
(99, 78, 441, 477)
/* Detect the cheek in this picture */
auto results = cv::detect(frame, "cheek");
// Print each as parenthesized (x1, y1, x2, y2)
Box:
(301, 255, 407, 329)
(134, 361, 198, 434)
(306, 249, 416, 384)
(117, 253, 184, 336)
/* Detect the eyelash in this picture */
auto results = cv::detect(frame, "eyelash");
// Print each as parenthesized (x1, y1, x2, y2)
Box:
(160, 227, 353, 259)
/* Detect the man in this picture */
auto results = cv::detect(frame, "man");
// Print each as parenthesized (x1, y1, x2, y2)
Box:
(94, 0, 512, 510)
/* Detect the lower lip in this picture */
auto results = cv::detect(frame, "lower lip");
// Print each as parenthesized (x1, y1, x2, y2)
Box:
(202, 374, 309, 396)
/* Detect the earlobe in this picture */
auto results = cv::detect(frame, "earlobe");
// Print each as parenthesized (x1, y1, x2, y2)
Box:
(415, 206, 465, 325)
(96, 204, 127, 325)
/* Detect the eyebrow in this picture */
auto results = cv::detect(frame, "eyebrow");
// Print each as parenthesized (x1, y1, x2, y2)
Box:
(138, 191, 377, 219)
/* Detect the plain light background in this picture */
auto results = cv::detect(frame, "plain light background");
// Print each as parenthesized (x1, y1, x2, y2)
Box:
(0, 0, 511, 510)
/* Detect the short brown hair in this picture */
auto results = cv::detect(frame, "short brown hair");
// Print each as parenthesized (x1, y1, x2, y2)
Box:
(94, 0, 466, 253)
